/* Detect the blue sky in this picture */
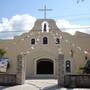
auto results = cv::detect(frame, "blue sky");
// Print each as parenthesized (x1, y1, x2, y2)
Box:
(0, 0, 90, 24)
(0, 0, 90, 39)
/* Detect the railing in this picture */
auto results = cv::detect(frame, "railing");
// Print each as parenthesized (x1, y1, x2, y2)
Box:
(64, 74, 90, 88)
(0, 74, 16, 85)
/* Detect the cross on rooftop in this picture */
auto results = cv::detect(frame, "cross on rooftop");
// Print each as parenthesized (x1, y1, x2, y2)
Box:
(38, 5, 52, 19)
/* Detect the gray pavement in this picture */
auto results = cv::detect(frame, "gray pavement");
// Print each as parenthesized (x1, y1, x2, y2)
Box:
(0, 79, 90, 90)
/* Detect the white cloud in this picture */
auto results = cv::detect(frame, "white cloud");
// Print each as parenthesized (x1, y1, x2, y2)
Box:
(0, 14, 36, 39)
(10, 14, 36, 31)
(0, 15, 90, 39)
(56, 19, 90, 35)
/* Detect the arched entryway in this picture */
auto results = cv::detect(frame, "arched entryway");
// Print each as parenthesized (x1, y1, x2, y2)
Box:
(36, 59, 54, 74)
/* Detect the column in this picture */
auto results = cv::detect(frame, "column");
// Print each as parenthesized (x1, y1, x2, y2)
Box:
(16, 55, 25, 85)
(58, 54, 64, 87)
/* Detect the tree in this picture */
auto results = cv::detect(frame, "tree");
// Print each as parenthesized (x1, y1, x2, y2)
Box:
(80, 60, 90, 74)
(0, 48, 6, 57)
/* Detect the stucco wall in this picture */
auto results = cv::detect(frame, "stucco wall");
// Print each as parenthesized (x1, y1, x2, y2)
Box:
(0, 19, 90, 78)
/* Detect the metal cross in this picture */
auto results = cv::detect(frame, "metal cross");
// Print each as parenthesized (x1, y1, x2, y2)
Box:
(38, 5, 52, 19)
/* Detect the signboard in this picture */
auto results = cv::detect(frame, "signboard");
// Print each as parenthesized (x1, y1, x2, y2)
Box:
(0, 58, 9, 72)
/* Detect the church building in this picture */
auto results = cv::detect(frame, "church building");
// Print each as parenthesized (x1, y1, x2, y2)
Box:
(0, 18, 90, 78)
(0, 6, 90, 87)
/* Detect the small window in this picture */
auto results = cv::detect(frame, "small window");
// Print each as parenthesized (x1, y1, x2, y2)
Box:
(66, 60, 71, 73)
(31, 38, 35, 44)
(56, 38, 60, 44)
(85, 56, 88, 60)
(43, 37, 48, 44)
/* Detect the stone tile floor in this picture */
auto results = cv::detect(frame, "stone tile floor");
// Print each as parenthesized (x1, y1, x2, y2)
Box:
(0, 79, 90, 90)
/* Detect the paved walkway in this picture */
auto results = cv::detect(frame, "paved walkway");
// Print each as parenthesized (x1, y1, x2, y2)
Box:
(0, 79, 90, 90)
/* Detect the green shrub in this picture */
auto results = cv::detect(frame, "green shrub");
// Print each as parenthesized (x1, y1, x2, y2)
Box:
(0, 48, 6, 57)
